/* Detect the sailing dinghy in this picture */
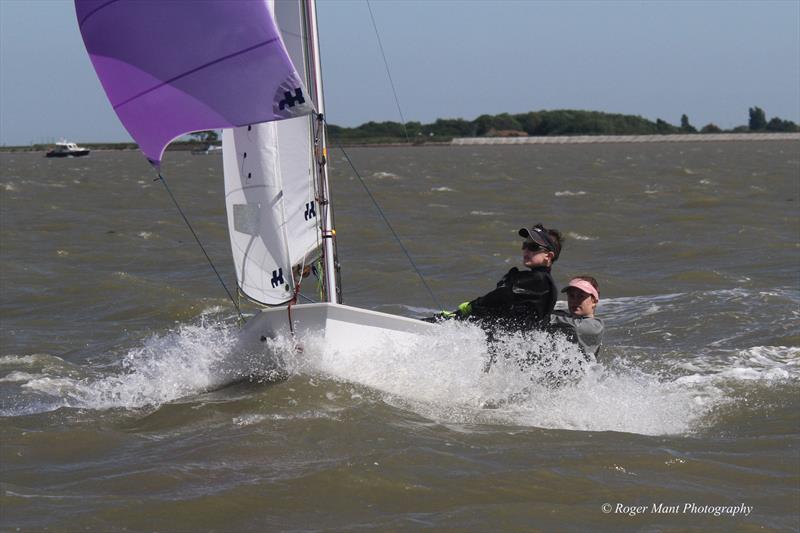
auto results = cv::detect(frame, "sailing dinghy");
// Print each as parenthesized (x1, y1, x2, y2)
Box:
(76, 0, 435, 363)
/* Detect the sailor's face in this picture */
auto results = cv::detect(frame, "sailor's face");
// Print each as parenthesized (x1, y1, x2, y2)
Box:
(522, 243, 553, 268)
(566, 288, 596, 317)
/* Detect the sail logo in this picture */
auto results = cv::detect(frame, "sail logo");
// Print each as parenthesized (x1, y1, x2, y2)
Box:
(270, 268, 284, 288)
(304, 201, 316, 221)
(279, 88, 305, 110)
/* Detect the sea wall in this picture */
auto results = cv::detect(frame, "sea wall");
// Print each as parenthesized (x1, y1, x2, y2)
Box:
(451, 132, 800, 145)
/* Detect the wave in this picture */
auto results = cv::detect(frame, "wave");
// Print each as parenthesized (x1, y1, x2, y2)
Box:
(566, 231, 597, 241)
(3, 290, 797, 437)
(371, 171, 400, 180)
(263, 319, 798, 436)
(1, 316, 268, 416)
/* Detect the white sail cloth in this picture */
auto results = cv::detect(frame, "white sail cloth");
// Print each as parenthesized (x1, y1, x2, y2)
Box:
(222, 0, 321, 305)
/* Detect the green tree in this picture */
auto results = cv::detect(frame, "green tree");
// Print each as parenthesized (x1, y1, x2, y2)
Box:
(748, 107, 767, 130)
(474, 113, 523, 136)
(514, 112, 543, 135)
(656, 118, 678, 134)
(425, 118, 475, 137)
(680, 114, 696, 133)
(325, 109, 750, 142)
(766, 117, 799, 132)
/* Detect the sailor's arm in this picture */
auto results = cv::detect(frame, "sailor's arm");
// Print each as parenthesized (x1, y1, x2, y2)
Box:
(426, 268, 518, 321)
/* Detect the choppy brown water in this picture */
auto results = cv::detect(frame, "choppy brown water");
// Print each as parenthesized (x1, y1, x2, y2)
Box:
(1, 142, 799, 531)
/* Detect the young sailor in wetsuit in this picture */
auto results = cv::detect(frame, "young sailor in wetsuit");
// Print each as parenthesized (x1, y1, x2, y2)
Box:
(433, 223, 563, 331)
(549, 276, 604, 358)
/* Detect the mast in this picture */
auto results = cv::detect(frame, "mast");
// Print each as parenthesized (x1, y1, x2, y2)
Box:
(305, 0, 339, 303)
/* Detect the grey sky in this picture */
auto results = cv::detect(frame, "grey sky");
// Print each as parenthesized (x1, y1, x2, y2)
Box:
(1, 0, 798, 146)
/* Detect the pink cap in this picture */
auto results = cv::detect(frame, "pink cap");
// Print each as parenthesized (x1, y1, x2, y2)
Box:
(562, 278, 599, 301)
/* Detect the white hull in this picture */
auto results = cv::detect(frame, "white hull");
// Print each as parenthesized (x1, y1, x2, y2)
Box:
(236, 302, 436, 360)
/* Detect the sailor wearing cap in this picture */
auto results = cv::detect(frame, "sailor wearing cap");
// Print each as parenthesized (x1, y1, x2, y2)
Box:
(549, 276, 604, 357)
(442, 223, 564, 331)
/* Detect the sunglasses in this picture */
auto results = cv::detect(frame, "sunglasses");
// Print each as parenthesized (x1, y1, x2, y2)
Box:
(522, 242, 549, 253)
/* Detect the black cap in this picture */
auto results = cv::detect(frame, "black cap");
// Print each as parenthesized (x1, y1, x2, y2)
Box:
(519, 223, 561, 260)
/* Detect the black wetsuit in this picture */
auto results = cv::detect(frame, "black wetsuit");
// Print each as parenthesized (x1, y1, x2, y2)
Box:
(466, 266, 557, 330)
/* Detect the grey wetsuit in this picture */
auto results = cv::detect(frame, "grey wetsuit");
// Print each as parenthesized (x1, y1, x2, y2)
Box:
(549, 310, 604, 357)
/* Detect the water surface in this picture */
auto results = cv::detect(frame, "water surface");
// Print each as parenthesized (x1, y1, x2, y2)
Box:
(1, 141, 798, 530)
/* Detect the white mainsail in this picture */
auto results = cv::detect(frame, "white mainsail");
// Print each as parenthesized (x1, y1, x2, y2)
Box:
(223, 0, 321, 306)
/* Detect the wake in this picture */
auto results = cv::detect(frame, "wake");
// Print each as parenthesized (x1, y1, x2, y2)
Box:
(4, 312, 797, 437)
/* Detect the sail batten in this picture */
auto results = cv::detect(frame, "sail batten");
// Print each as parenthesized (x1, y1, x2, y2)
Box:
(112, 38, 282, 112)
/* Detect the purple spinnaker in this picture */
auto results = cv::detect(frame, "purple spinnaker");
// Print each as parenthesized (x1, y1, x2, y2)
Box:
(75, 0, 314, 165)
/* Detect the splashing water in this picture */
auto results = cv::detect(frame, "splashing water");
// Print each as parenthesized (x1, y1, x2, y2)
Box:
(264, 320, 751, 436)
(9, 316, 264, 414)
(5, 307, 797, 436)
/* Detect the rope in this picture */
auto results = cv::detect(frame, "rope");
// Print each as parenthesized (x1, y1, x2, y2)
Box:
(154, 172, 245, 324)
(366, 0, 410, 144)
(330, 138, 444, 312)
(287, 264, 305, 334)
(297, 291, 317, 304)
(314, 259, 325, 302)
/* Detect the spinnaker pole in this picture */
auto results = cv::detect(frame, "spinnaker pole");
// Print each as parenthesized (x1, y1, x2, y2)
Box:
(305, 0, 339, 303)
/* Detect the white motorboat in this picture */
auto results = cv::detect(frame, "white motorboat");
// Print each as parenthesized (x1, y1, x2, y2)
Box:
(191, 144, 222, 155)
(46, 140, 90, 158)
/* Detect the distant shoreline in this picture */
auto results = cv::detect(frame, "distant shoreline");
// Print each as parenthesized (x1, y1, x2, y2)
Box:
(451, 132, 800, 145)
(2, 132, 798, 153)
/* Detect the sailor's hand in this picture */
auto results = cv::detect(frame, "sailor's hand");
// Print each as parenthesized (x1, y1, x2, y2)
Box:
(422, 309, 458, 322)
(423, 302, 473, 322)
